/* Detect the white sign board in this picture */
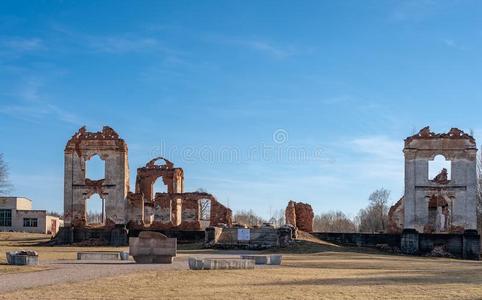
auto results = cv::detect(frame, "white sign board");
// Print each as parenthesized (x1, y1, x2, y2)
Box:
(237, 228, 251, 241)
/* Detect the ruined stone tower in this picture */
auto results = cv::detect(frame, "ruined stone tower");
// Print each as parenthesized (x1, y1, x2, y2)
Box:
(403, 127, 478, 233)
(63, 126, 129, 227)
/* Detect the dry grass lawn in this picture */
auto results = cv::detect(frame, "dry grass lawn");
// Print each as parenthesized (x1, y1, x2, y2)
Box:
(3, 252, 482, 299)
(0, 232, 126, 274)
(1, 232, 482, 299)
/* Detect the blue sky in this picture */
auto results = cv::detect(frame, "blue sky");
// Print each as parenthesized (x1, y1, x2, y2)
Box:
(1, 0, 482, 218)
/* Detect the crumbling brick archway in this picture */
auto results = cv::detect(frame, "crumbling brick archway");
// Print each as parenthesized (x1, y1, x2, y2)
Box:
(135, 157, 184, 201)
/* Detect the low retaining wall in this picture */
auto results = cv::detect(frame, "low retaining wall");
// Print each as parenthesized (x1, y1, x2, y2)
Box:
(313, 232, 401, 248)
(54, 227, 205, 246)
(313, 230, 480, 260)
(205, 226, 293, 249)
(128, 229, 205, 243)
(53, 226, 128, 246)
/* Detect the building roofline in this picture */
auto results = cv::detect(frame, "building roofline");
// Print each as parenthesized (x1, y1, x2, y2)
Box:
(0, 196, 33, 202)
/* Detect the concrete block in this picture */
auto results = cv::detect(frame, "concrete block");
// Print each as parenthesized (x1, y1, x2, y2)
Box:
(6, 251, 39, 265)
(188, 257, 255, 270)
(77, 252, 128, 261)
(240, 255, 282, 265)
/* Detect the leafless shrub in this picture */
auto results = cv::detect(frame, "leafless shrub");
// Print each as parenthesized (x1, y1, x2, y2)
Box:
(234, 209, 266, 227)
(313, 211, 356, 233)
(0, 153, 12, 195)
(356, 188, 390, 233)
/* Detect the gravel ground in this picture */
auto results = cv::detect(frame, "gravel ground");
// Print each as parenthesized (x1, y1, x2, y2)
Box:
(0, 252, 264, 294)
(0, 257, 187, 294)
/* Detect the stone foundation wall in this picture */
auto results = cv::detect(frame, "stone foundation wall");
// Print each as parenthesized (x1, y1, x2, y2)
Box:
(205, 226, 293, 249)
(314, 231, 480, 260)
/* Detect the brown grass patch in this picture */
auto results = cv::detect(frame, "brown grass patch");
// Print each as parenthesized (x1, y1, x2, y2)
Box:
(2, 232, 482, 299)
(2, 250, 482, 299)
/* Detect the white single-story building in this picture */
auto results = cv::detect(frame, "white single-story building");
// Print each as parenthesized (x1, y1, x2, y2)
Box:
(0, 197, 63, 235)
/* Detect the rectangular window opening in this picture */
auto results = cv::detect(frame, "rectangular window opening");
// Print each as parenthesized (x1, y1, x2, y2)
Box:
(0, 209, 12, 227)
(23, 218, 38, 227)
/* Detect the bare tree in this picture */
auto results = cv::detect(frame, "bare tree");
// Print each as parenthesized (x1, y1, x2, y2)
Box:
(0, 153, 12, 195)
(313, 211, 356, 233)
(48, 211, 63, 218)
(87, 211, 103, 224)
(268, 209, 285, 228)
(477, 154, 481, 229)
(234, 210, 266, 227)
(356, 188, 390, 233)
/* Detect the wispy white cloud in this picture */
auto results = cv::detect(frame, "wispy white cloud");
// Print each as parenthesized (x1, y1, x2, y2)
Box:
(85, 35, 168, 54)
(351, 136, 403, 161)
(0, 75, 82, 125)
(233, 39, 297, 59)
(389, 0, 437, 22)
(441, 38, 466, 50)
(0, 102, 82, 125)
(0, 37, 46, 52)
(14, 77, 43, 102)
(50, 23, 183, 56)
(207, 34, 308, 59)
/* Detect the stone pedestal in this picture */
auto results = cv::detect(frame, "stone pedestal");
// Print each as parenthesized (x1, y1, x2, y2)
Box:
(129, 231, 177, 264)
(401, 229, 419, 255)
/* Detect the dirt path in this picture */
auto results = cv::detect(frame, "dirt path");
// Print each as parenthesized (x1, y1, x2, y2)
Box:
(0, 258, 187, 294)
(0, 252, 258, 294)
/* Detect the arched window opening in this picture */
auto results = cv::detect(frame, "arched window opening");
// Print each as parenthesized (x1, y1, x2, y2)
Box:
(429, 155, 451, 181)
(86, 154, 105, 180)
(427, 195, 450, 233)
(152, 178, 168, 200)
(86, 194, 105, 225)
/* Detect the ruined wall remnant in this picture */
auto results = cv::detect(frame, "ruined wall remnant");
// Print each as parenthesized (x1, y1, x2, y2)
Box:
(210, 199, 233, 227)
(126, 192, 144, 229)
(388, 197, 404, 234)
(285, 201, 314, 233)
(135, 157, 184, 201)
(149, 192, 232, 230)
(64, 126, 129, 227)
(285, 201, 296, 227)
(403, 127, 478, 233)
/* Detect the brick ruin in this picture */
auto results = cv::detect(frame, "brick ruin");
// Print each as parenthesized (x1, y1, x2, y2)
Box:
(54, 125, 482, 256)
(63, 126, 232, 233)
(388, 127, 478, 234)
(387, 197, 404, 234)
(285, 201, 314, 233)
